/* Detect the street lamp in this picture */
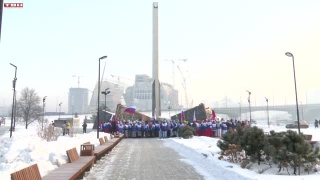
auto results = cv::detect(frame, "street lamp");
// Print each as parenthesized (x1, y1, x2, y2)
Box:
(42, 96, 47, 130)
(59, 102, 62, 119)
(97, 55, 108, 138)
(238, 102, 241, 121)
(246, 90, 252, 126)
(300, 101, 304, 120)
(0, 0, 4, 42)
(101, 88, 110, 110)
(265, 97, 269, 128)
(101, 89, 110, 123)
(9, 63, 17, 138)
(285, 52, 300, 134)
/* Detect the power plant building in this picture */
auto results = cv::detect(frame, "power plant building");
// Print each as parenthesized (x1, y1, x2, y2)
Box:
(123, 74, 179, 111)
(89, 81, 125, 113)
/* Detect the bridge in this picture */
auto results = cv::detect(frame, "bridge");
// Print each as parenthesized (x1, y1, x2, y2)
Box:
(214, 103, 320, 121)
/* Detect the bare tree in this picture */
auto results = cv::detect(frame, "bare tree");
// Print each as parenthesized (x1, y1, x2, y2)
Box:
(17, 87, 42, 129)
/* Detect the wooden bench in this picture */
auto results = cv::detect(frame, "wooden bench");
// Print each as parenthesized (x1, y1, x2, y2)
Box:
(11, 135, 125, 180)
(107, 134, 125, 144)
(92, 138, 115, 160)
(11, 163, 41, 180)
(82, 134, 124, 161)
(42, 147, 95, 180)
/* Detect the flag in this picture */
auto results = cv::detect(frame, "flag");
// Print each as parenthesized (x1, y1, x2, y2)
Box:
(124, 106, 136, 114)
(109, 114, 114, 121)
(212, 108, 216, 120)
(192, 110, 196, 123)
(180, 110, 185, 123)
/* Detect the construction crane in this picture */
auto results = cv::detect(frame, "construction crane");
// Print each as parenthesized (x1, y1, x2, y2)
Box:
(177, 65, 188, 109)
(110, 74, 133, 87)
(163, 59, 187, 88)
(72, 75, 84, 88)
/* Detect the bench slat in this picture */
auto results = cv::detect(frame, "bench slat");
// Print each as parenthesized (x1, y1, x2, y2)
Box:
(43, 148, 95, 180)
(66, 148, 80, 163)
(11, 164, 41, 180)
(42, 157, 95, 180)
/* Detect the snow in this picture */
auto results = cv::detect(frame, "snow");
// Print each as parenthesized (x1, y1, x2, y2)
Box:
(1, 114, 320, 180)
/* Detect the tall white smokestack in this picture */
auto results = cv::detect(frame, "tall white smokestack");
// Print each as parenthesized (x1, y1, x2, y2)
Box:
(152, 2, 161, 118)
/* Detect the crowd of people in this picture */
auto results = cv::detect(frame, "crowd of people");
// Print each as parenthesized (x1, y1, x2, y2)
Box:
(97, 118, 252, 138)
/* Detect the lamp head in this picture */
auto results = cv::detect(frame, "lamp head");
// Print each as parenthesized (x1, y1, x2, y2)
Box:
(246, 90, 251, 95)
(285, 52, 293, 57)
(99, 56, 108, 60)
(265, 97, 268, 101)
(10, 63, 17, 68)
(153, 2, 158, 8)
(106, 91, 111, 95)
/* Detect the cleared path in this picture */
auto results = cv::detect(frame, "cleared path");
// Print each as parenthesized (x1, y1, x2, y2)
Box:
(84, 138, 204, 180)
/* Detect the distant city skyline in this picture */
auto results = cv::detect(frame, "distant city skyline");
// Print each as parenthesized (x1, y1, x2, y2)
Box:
(1, 0, 320, 112)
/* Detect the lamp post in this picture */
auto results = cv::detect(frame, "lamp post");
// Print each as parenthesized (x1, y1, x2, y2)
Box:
(42, 96, 47, 130)
(13, 89, 17, 130)
(238, 102, 241, 121)
(265, 97, 269, 128)
(97, 55, 108, 138)
(300, 101, 303, 120)
(0, 0, 4, 42)
(101, 88, 110, 110)
(101, 89, 110, 123)
(285, 52, 300, 134)
(246, 90, 252, 126)
(59, 102, 62, 119)
(9, 63, 17, 138)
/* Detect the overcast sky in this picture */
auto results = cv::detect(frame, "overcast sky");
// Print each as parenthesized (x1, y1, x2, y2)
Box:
(1, 0, 320, 112)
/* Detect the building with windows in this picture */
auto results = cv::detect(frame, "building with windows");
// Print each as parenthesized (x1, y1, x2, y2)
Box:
(123, 74, 179, 111)
(89, 81, 125, 114)
(68, 88, 89, 114)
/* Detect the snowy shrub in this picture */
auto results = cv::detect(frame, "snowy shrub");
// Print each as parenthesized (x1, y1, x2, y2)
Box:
(178, 125, 195, 139)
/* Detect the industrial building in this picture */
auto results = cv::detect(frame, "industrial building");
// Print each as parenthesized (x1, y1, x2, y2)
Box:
(89, 81, 125, 114)
(123, 74, 179, 111)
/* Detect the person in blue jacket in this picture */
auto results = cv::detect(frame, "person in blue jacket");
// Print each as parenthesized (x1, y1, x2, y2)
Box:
(154, 121, 160, 138)
(172, 121, 178, 137)
(221, 122, 228, 135)
(118, 121, 124, 135)
(212, 121, 216, 137)
(216, 120, 221, 137)
(160, 121, 168, 138)
(124, 122, 129, 138)
(136, 121, 142, 137)
(127, 122, 132, 138)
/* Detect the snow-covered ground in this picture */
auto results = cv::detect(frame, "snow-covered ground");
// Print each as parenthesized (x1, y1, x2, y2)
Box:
(1, 113, 320, 180)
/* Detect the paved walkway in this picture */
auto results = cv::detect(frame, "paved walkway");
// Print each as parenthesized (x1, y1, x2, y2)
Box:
(84, 138, 205, 180)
